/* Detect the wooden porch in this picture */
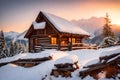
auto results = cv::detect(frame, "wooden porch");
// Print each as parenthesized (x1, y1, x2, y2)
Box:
(34, 42, 98, 52)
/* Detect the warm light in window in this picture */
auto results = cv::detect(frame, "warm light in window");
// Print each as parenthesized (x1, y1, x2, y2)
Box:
(72, 38, 75, 43)
(51, 37, 57, 44)
(61, 41, 65, 45)
(69, 38, 75, 43)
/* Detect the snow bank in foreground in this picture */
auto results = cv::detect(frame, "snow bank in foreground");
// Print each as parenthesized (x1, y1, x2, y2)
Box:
(0, 46, 120, 80)
(0, 60, 54, 80)
(0, 49, 68, 63)
(55, 54, 78, 64)
(100, 46, 120, 57)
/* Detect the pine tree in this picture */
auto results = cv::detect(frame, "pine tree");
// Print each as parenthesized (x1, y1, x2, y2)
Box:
(14, 42, 19, 54)
(0, 30, 9, 59)
(100, 37, 115, 47)
(102, 13, 114, 38)
(9, 40, 15, 56)
(100, 13, 115, 47)
(9, 41, 24, 56)
(117, 34, 120, 44)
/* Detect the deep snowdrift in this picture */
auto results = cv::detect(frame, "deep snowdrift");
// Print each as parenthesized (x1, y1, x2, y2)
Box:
(0, 46, 120, 80)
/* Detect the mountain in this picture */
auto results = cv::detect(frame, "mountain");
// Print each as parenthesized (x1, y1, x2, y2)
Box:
(72, 17, 120, 36)
(4, 31, 19, 39)
(71, 17, 105, 36)
(72, 17, 120, 44)
(4, 30, 28, 47)
(14, 30, 28, 42)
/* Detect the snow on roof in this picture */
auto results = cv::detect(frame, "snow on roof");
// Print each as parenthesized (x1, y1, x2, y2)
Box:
(32, 21, 46, 30)
(42, 12, 90, 35)
(55, 54, 78, 64)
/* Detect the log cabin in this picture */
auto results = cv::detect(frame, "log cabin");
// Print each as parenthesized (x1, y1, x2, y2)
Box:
(24, 11, 90, 52)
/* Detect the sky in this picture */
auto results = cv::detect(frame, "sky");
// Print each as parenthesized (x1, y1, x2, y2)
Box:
(0, 0, 120, 33)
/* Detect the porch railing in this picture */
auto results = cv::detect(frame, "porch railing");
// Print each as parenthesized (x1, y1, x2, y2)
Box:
(34, 43, 98, 52)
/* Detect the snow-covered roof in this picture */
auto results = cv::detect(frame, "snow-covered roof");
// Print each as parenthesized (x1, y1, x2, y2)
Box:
(55, 54, 78, 64)
(42, 12, 90, 35)
(32, 21, 46, 30)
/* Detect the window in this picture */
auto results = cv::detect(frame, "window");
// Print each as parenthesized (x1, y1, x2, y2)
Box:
(51, 37, 57, 44)
(69, 38, 76, 43)
(72, 38, 75, 43)
(61, 41, 65, 45)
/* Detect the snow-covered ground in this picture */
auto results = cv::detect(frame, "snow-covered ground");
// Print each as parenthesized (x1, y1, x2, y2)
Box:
(0, 46, 120, 80)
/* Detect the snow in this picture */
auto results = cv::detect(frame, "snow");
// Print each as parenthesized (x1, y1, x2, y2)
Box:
(68, 49, 101, 68)
(33, 21, 46, 29)
(0, 46, 120, 80)
(17, 30, 28, 41)
(4, 31, 19, 39)
(4, 30, 28, 42)
(107, 54, 120, 63)
(100, 46, 120, 57)
(83, 75, 95, 80)
(0, 52, 23, 63)
(0, 61, 54, 80)
(55, 54, 78, 64)
(85, 59, 99, 67)
(42, 12, 90, 35)
(0, 49, 67, 63)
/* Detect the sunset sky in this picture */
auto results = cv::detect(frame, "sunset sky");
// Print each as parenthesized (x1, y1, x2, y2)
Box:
(0, 0, 120, 33)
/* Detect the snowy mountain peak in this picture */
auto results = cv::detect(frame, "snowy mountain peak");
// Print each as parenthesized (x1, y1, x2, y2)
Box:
(4, 31, 19, 39)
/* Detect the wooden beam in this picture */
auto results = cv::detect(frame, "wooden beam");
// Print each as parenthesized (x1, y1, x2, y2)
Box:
(70, 34, 72, 51)
(58, 35, 61, 50)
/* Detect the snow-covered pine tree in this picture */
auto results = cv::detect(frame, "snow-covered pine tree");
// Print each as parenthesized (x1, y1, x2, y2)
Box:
(14, 42, 19, 54)
(101, 13, 115, 47)
(100, 37, 115, 47)
(9, 40, 15, 56)
(0, 30, 9, 59)
(9, 40, 23, 56)
(116, 34, 120, 45)
(102, 13, 114, 38)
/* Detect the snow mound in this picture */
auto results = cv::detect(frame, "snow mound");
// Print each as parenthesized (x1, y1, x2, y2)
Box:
(0, 60, 54, 80)
(0, 49, 68, 63)
(21, 51, 52, 59)
(0, 53, 24, 63)
(33, 21, 46, 29)
(85, 59, 99, 67)
(100, 46, 120, 57)
(55, 54, 78, 64)
(0, 46, 120, 80)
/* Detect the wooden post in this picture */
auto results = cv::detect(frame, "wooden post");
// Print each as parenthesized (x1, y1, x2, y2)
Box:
(58, 35, 61, 50)
(28, 38, 30, 52)
(70, 35, 72, 51)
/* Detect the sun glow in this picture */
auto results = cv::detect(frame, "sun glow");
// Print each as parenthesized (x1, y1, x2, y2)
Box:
(112, 21, 120, 25)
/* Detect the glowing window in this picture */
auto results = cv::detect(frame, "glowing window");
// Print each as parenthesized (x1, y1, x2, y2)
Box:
(72, 38, 75, 43)
(61, 41, 65, 45)
(51, 37, 57, 44)
(69, 38, 75, 43)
